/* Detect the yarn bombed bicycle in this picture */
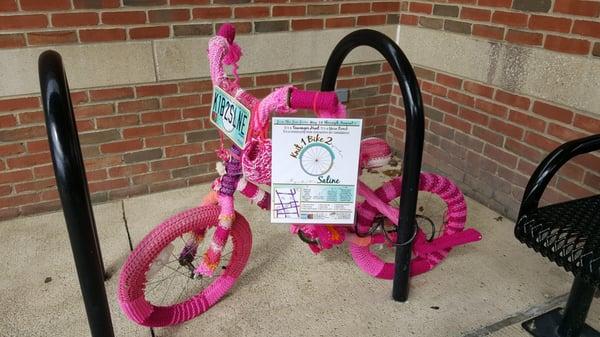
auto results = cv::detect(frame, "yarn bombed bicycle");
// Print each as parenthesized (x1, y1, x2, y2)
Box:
(118, 24, 482, 327)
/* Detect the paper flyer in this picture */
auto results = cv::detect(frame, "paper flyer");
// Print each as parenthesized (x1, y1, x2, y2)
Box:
(270, 117, 362, 224)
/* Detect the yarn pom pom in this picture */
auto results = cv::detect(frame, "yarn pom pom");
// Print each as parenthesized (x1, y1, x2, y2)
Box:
(217, 23, 236, 44)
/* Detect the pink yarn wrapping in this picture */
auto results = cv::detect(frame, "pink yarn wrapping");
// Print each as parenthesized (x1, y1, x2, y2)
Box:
(253, 85, 295, 133)
(242, 137, 272, 184)
(237, 178, 271, 210)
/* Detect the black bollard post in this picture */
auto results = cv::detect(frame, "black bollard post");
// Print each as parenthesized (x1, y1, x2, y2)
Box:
(321, 30, 425, 301)
(38, 50, 115, 337)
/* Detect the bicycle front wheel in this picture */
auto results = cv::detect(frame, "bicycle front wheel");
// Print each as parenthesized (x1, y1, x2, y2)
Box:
(118, 205, 252, 327)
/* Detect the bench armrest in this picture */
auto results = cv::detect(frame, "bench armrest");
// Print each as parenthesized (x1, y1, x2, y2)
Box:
(518, 134, 600, 218)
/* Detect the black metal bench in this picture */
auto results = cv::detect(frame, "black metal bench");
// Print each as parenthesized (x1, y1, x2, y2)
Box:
(515, 134, 600, 337)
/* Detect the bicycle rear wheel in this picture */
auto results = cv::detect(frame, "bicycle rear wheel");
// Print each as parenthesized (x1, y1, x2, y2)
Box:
(350, 172, 467, 279)
(118, 205, 252, 327)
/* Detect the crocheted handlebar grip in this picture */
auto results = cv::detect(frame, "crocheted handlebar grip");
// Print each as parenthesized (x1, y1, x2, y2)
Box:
(289, 88, 338, 115)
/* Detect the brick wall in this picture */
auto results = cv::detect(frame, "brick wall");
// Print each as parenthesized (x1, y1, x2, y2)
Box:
(0, 1, 400, 220)
(399, 0, 600, 57)
(389, 0, 599, 219)
(0, 61, 393, 220)
(0, 0, 399, 49)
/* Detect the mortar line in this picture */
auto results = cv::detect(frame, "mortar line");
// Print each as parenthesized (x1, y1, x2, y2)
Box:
(461, 293, 569, 337)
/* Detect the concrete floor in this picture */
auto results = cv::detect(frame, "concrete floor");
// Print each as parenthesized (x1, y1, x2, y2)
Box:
(1, 166, 598, 337)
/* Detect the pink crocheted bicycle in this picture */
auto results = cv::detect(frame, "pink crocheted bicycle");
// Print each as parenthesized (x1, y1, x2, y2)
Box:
(118, 24, 481, 327)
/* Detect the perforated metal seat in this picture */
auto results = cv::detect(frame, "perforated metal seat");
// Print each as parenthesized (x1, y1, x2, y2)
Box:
(514, 134, 600, 337)
(516, 195, 600, 288)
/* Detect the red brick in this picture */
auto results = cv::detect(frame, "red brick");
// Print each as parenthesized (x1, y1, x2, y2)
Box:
(7, 152, 51, 169)
(0, 169, 32, 184)
(478, 0, 511, 7)
(572, 20, 600, 39)
(20, 0, 70, 11)
(460, 7, 491, 21)
(472, 24, 505, 40)
(448, 90, 475, 107)
(256, 73, 289, 86)
(532, 101, 573, 123)
(90, 87, 134, 101)
(89, 178, 128, 193)
(292, 19, 323, 31)
(505, 138, 542, 162)
(73, 0, 120, 8)
(169, 0, 208, 4)
(122, 125, 163, 138)
(341, 3, 370, 14)
(307, 4, 338, 15)
(146, 134, 184, 147)
(0, 125, 46, 141)
(179, 80, 211, 93)
(273, 5, 305, 16)
(547, 123, 587, 141)
(584, 171, 600, 187)
(460, 106, 489, 125)
(0, 143, 25, 156)
(28, 31, 77, 45)
(492, 11, 528, 27)
(233, 6, 268, 18)
(75, 104, 114, 118)
(506, 29, 543, 46)
(192, 7, 231, 19)
(136, 84, 178, 97)
(400, 14, 418, 25)
(0, 194, 40, 208)
(358, 14, 387, 26)
(422, 81, 448, 96)
(445, 114, 472, 133)
(26, 140, 49, 153)
(118, 98, 159, 113)
(436, 73, 462, 89)
(475, 98, 508, 117)
(164, 119, 202, 133)
(13, 178, 54, 193)
(525, 131, 560, 151)
(573, 114, 600, 134)
(17, 110, 43, 124)
(409, 2, 433, 14)
(489, 118, 524, 139)
(544, 35, 590, 55)
(0, 114, 17, 126)
(52, 12, 98, 27)
(102, 11, 146, 24)
(0, 0, 17, 11)
(484, 144, 518, 168)
(149, 9, 190, 22)
(141, 110, 180, 123)
(108, 163, 148, 177)
(508, 110, 546, 132)
(557, 177, 594, 199)
(0, 33, 25, 48)
(326, 17, 355, 28)
(528, 15, 572, 33)
(165, 143, 202, 157)
(433, 97, 459, 115)
(79, 28, 126, 42)
(554, 0, 600, 17)
(0, 14, 47, 29)
(161, 94, 201, 108)
(132, 171, 170, 185)
(129, 26, 170, 39)
(463, 80, 494, 98)
(373, 1, 400, 12)
(97, 115, 139, 129)
(100, 139, 143, 153)
(494, 90, 530, 109)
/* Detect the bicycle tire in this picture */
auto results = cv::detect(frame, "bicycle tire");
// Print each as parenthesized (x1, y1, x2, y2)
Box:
(118, 205, 252, 327)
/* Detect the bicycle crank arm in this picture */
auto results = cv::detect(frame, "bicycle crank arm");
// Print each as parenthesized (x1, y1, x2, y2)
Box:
(416, 228, 482, 255)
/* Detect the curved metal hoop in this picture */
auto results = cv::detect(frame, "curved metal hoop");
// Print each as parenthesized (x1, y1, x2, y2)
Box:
(321, 29, 425, 302)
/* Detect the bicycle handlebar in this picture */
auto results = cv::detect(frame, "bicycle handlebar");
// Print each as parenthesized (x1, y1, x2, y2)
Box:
(289, 88, 338, 113)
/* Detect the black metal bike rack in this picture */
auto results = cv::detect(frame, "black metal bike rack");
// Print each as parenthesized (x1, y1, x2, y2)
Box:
(39, 50, 115, 337)
(321, 29, 425, 301)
